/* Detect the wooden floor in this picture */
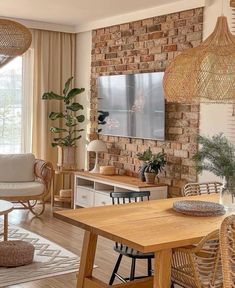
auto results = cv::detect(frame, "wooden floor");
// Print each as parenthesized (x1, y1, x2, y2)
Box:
(7, 204, 147, 288)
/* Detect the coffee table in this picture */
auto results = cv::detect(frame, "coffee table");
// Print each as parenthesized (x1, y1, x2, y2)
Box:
(0, 200, 13, 241)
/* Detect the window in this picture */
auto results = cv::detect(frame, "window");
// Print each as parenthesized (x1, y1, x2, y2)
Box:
(0, 57, 23, 153)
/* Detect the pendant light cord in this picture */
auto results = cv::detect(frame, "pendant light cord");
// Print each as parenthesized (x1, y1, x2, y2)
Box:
(221, 0, 224, 15)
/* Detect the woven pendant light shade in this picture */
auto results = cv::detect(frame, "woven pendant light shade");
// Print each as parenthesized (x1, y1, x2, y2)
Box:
(163, 16, 235, 104)
(0, 19, 32, 68)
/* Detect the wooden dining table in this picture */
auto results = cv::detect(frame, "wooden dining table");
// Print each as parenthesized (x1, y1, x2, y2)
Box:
(54, 194, 228, 288)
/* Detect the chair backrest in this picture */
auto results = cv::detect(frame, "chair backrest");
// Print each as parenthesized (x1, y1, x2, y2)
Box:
(172, 229, 222, 287)
(110, 191, 150, 205)
(183, 182, 223, 196)
(0, 153, 35, 182)
(220, 215, 235, 288)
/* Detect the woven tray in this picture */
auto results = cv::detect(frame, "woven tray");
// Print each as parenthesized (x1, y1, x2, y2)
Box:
(172, 200, 226, 217)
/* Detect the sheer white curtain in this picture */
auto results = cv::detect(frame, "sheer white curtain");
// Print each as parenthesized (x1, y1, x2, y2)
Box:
(22, 48, 34, 153)
(0, 57, 25, 154)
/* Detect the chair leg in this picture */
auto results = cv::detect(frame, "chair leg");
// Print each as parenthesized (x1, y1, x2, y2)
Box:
(171, 283, 174, 288)
(147, 258, 152, 276)
(109, 254, 123, 285)
(130, 258, 136, 281)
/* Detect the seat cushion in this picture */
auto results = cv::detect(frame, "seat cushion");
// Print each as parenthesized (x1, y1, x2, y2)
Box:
(0, 181, 44, 197)
(0, 153, 35, 182)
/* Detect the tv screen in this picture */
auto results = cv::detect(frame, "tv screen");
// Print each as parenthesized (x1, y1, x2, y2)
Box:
(97, 72, 165, 140)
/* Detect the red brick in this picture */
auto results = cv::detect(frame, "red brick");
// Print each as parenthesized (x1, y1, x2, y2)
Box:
(147, 24, 161, 32)
(180, 10, 195, 19)
(163, 44, 177, 52)
(148, 31, 164, 40)
(120, 23, 130, 31)
(140, 55, 154, 62)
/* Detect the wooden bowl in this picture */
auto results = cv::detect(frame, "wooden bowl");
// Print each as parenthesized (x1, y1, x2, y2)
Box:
(100, 166, 116, 175)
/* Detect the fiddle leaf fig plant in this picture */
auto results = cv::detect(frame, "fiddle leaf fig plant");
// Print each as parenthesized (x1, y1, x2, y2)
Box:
(42, 77, 85, 147)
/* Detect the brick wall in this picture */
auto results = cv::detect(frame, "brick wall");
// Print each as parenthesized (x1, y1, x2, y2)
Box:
(90, 8, 203, 197)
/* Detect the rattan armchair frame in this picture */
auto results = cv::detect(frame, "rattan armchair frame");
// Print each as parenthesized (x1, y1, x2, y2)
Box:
(171, 230, 222, 288)
(183, 182, 223, 197)
(0, 159, 53, 216)
(220, 215, 235, 288)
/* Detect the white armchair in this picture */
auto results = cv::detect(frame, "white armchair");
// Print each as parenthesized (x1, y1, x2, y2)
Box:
(0, 153, 53, 216)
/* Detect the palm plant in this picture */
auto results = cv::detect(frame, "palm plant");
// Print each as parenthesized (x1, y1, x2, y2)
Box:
(193, 134, 235, 181)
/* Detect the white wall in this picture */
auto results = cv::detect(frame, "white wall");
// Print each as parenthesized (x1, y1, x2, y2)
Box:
(199, 0, 232, 182)
(75, 31, 92, 170)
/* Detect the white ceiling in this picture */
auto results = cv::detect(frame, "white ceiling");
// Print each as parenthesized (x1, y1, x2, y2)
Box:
(0, 0, 185, 27)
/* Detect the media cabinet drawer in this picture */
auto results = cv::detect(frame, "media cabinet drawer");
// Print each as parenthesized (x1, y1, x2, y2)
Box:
(94, 192, 112, 207)
(76, 187, 94, 207)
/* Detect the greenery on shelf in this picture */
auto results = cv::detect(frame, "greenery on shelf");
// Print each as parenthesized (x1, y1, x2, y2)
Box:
(137, 148, 166, 180)
(144, 152, 167, 174)
(42, 77, 85, 147)
(193, 134, 235, 181)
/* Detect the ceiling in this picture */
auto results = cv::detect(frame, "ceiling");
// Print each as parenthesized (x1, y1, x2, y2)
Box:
(0, 0, 185, 27)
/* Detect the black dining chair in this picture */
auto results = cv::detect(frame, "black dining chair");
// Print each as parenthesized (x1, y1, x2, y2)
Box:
(109, 191, 153, 285)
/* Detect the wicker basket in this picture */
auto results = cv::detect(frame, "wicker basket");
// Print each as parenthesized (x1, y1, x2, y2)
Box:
(0, 240, 35, 267)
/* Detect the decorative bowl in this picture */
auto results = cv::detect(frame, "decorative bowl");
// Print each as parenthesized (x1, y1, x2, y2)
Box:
(173, 200, 226, 217)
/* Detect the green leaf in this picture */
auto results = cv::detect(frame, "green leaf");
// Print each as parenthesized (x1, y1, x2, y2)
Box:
(52, 143, 59, 147)
(50, 127, 68, 133)
(42, 92, 64, 100)
(63, 77, 73, 96)
(49, 112, 64, 120)
(66, 102, 84, 111)
(76, 115, 85, 123)
(66, 88, 85, 101)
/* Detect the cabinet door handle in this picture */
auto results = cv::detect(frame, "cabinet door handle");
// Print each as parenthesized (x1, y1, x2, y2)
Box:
(82, 195, 87, 199)
(101, 201, 106, 205)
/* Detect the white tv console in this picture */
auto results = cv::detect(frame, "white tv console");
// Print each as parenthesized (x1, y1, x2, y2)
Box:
(74, 171, 168, 208)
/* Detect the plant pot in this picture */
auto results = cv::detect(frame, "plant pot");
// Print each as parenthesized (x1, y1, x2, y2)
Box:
(57, 146, 76, 170)
(144, 172, 156, 184)
(139, 163, 147, 182)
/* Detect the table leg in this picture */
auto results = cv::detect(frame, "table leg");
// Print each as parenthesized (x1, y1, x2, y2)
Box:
(154, 249, 172, 288)
(77, 231, 98, 288)
(4, 214, 8, 241)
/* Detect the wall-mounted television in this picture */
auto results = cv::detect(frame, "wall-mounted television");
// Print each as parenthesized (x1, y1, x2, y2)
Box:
(97, 72, 165, 140)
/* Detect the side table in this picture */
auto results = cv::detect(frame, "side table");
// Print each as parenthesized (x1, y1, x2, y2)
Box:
(0, 200, 13, 241)
(51, 170, 79, 209)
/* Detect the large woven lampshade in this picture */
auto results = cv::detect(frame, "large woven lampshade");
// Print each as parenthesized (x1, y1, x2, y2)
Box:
(0, 19, 32, 68)
(163, 16, 235, 104)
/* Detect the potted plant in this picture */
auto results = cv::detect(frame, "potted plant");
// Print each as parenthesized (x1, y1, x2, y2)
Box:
(193, 133, 235, 209)
(137, 147, 153, 182)
(144, 152, 167, 184)
(42, 76, 85, 170)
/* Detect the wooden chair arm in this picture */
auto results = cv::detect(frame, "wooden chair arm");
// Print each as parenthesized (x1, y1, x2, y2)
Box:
(34, 159, 54, 192)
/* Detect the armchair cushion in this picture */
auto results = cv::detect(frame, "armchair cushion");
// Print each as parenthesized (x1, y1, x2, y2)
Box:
(0, 153, 35, 182)
(0, 182, 44, 197)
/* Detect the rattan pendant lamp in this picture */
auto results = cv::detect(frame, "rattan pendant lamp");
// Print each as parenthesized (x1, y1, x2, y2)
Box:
(163, 7, 235, 104)
(0, 19, 32, 68)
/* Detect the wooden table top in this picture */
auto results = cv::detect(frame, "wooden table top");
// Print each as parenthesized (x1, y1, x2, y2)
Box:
(54, 194, 228, 253)
(74, 171, 167, 188)
(0, 200, 13, 215)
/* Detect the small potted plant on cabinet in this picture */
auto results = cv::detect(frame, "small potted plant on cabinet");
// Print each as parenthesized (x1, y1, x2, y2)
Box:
(144, 152, 166, 184)
(42, 77, 85, 170)
(137, 148, 166, 184)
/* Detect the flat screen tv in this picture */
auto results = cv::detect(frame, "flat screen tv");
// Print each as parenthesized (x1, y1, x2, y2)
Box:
(97, 72, 165, 140)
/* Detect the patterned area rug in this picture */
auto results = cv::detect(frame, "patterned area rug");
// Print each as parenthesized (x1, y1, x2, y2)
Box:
(0, 223, 81, 287)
